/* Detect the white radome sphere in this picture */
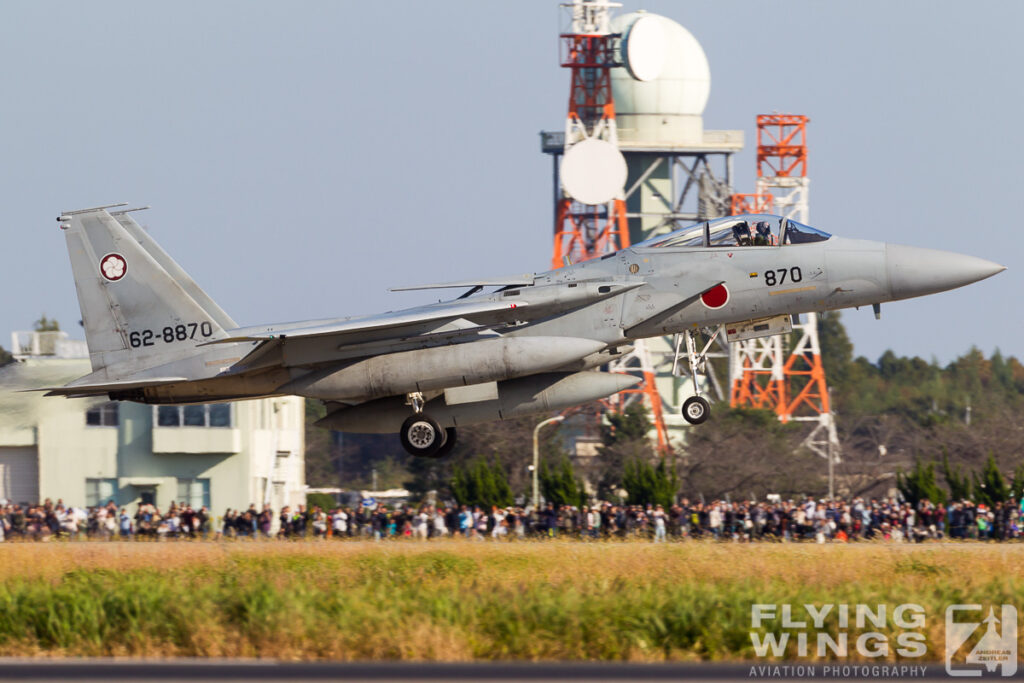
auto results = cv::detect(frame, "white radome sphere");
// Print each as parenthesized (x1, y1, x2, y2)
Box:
(561, 139, 628, 205)
(611, 11, 711, 144)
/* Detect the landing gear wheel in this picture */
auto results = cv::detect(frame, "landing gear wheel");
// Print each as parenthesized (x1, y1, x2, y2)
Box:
(400, 414, 443, 457)
(682, 396, 710, 425)
(429, 428, 458, 459)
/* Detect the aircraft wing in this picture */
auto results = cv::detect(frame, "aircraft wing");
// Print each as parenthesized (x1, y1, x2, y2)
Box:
(206, 279, 643, 372)
(206, 299, 528, 345)
(388, 274, 535, 291)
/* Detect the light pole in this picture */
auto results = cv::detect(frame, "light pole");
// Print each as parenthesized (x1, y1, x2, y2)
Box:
(827, 438, 834, 502)
(533, 415, 565, 510)
(827, 387, 836, 501)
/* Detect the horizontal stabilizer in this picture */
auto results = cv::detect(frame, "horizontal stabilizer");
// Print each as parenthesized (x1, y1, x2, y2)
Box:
(29, 376, 187, 397)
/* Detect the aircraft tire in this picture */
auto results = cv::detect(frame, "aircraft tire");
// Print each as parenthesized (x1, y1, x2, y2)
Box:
(400, 414, 444, 457)
(682, 396, 710, 425)
(427, 428, 458, 459)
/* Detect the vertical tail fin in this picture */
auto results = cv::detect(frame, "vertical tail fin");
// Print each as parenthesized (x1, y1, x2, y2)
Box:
(110, 208, 237, 330)
(60, 206, 232, 375)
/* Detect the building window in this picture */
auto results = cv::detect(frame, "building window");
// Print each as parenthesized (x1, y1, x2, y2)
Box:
(155, 404, 232, 428)
(86, 402, 119, 427)
(86, 478, 118, 507)
(156, 406, 178, 426)
(176, 478, 210, 509)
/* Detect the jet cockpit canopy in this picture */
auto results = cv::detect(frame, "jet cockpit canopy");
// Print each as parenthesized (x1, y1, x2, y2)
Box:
(633, 214, 832, 249)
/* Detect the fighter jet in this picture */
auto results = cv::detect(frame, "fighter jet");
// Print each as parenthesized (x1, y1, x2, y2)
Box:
(41, 205, 1004, 457)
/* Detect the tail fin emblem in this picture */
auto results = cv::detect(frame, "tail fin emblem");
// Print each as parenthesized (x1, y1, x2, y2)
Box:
(100, 253, 127, 282)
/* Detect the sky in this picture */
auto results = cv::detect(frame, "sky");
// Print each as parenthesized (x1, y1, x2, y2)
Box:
(1, 1, 1019, 365)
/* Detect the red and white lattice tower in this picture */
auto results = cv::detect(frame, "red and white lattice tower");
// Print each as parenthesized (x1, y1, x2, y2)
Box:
(551, 0, 668, 452)
(551, 0, 630, 268)
(728, 116, 835, 432)
(729, 115, 838, 466)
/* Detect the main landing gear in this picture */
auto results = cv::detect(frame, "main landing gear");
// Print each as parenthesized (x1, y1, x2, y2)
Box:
(399, 392, 457, 458)
(673, 328, 720, 425)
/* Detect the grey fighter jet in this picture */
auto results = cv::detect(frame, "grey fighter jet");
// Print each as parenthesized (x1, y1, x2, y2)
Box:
(41, 206, 1004, 457)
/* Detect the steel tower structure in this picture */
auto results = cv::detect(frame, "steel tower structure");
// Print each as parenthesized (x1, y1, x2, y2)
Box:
(546, 0, 671, 452)
(550, 0, 631, 269)
(729, 115, 839, 484)
(542, 7, 743, 449)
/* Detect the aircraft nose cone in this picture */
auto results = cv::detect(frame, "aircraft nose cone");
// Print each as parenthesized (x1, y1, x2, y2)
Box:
(887, 244, 1006, 300)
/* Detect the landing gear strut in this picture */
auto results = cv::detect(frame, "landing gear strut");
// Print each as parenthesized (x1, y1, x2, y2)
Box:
(399, 392, 457, 457)
(673, 328, 721, 425)
(406, 391, 426, 414)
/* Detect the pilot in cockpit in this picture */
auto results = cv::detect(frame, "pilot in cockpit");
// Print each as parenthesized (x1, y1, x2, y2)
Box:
(732, 222, 752, 246)
(753, 221, 775, 246)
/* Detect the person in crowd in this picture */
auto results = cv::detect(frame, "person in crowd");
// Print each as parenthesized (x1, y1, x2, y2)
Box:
(332, 506, 349, 538)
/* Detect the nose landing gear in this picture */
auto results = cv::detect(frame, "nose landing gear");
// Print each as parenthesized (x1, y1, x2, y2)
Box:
(681, 395, 710, 425)
(673, 328, 721, 425)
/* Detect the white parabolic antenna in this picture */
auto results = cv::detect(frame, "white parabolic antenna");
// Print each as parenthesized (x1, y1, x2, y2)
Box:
(623, 14, 667, 82)
(561, 138, 628, 205)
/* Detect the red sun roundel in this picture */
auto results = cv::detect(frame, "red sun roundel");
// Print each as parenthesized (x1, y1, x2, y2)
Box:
(99, 253, 127, 282)
(700, 283, 729, 310)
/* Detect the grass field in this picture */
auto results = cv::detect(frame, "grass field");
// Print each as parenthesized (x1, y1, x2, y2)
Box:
(0, 540, 1018, 661)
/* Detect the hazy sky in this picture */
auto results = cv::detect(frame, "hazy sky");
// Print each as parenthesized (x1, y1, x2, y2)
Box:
(1, 1, 1018, 364)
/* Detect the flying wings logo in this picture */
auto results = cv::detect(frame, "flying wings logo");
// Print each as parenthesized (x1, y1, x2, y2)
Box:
(99, 253, 127, 282)
(946, 604, 1017, 677)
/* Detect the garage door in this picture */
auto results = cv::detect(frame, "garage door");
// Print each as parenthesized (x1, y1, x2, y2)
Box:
(0, 447, 39, 505)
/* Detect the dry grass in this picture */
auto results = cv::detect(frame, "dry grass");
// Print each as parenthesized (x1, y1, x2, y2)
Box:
(0, 540, 1018, 660)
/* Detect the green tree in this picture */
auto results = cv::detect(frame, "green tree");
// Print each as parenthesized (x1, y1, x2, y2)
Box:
(404, 454, 452, 503)
(306, 492, 336, 512)
(450, 457, 513, 509)
(942, 450, 972, 501)
(539, 457, 585, 507)
(818, 311, 854, 387)
(972, 453, 1010, 507)
(0, 345, 12, 367)
(33, 314, 60, 332)
(1011, 462, 1024, 502)
(595, 402, 655, 500)
(896, 459, 944, 506)
(622, 457, 678, 509)
(602, 402, 652, 445)
(990, 349, 1013, 392)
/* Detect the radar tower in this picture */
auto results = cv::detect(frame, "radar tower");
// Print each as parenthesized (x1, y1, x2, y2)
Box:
(548, 0, 668, 452)
(551, 0, 631, 267)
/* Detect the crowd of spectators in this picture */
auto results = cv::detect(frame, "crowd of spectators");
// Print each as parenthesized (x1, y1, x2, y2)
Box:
(288, 497, 1022, 543)
(0, 495, 1020, 542)
(0, 499, 208, 541)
